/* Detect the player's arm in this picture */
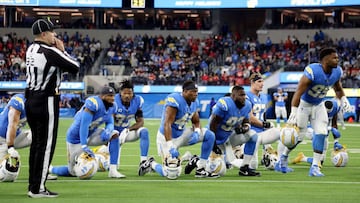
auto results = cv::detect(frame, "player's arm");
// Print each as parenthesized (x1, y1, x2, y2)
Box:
(129, 109, 144, 131)
(291, 75, 311, 107)
(333, 80, 345, 99)
(164, 106, 177, 141)
(331, 113, 338, 129)
(6, 106, 21, 147)
(283, 93, 288, 101)
(273, 94, 279, 101)
(249, 109, 263, 128)
(191, 111, 201, 129)
(209, 114, 222, 133)
(79, 108, 94, 146)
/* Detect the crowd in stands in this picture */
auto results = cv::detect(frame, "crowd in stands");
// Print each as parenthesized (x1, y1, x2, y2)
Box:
(104, 30, 360, 87)
(0, 31, 102, 82)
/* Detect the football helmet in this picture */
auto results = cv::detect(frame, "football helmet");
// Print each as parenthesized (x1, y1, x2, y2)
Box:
(280, 125, 300, 148)
(0, 155, 20, 182)
(163, 156, 182, 180)
(94, 152, 110, 172)
(331, 149, 349, 167)
(262, 149, 278, 170)
(205, 154, 226, 176)
(74, 152, 98, 179)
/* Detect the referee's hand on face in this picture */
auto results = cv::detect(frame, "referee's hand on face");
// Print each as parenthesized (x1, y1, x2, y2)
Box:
(54, 38, 65, 52)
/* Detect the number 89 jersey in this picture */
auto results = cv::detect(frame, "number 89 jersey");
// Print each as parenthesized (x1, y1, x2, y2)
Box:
(301, 63, 342, 105)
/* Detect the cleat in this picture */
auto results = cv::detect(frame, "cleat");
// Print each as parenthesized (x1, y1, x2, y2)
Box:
(184, 155, 199, 174)
(46, 174, 58, 180)
(309, 165, 324, 177)
(291, 152, 305, 164)
(181, 151, 193, 162)
(195, 167, 220, 178)
(274, 155, 293, 173)
(28, 189, 58, 198)
(239, 165, 261, 176)
(108, 170, 126, 178)
(138, 157, 154, 176)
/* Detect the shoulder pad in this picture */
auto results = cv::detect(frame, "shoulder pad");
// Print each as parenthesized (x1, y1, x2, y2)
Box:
(217, 98, 228, 111)
(85, 97, 99, 112)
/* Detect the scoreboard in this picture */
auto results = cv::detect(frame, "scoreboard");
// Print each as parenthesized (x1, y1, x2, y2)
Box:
(0, 0, 122, 8)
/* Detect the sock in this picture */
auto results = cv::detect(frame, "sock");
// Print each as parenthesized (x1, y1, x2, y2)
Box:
(51, 166, 70, 176)
(312, 152, 322, 167)
(109, 138, 120, 165)
(200, 130, 215, 160)
(139, 128, 149, 157)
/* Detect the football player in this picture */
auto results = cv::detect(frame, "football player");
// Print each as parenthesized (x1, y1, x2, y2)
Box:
(273, 87, 288, 128)
(292, 99, 344, 166)
(138, 80, 218, 179)
(50, 86, 125, 178)
(186, 85, 261, 176)
(282, 47, 351, 176)
(245, 73, 281, 171)
(0, 94, 31, 182)
(113, 80, 150, 175)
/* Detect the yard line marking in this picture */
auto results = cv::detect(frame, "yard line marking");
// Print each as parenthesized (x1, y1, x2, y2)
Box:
(13, 179, 360, 184)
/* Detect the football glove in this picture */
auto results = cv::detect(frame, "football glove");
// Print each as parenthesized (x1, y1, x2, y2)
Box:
(235, 123, 250, 134)
(119, 128, 129, 144)
(331, 128, 341, 139)
(263, 121, 272, 129)
(82, 145, 95, 158)
(7, 147, 20, 158)
(100, 129, 111, 142)
(341, 96, 351, 113)
(169, 147, 179, 158)
(287, 107, 298, 125)
(334, 141, 343, 151)
(212, 142, 222, 155)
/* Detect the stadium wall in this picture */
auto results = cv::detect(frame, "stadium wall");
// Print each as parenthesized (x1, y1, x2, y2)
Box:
(257, 28, 360, 43)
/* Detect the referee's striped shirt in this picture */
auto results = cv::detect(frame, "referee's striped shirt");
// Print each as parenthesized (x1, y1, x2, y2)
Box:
(26, 41, 80, 96)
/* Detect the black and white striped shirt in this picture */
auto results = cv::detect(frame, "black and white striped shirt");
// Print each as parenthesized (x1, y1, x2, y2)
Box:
(25, 41, 79, 95)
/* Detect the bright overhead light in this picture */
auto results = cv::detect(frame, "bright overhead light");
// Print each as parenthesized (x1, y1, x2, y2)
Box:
(33, 8, 79, 12)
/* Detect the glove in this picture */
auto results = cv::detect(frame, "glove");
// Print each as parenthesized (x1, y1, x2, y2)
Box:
(169, 147, 179, 158)
(287, 106, 298, 125)
(341, 96, 351, 113)
(331, 128, 341, 139)
(100, 129, 111, 142)
(334, 141, 343, 151)
(119, 128, 129, 144)
(212, 142, 222, 155)
(8, 147, 20, 158)
(81, 145, 94, 157)
(263, 121, 272, 129)
(235, 123, 250, 134)
(188, 128, 201, 145)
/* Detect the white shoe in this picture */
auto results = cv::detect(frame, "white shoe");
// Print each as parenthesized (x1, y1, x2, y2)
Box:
(47, 174, 58, 180)
(108, 170, 126, 178)
(181, 151, 192, 162)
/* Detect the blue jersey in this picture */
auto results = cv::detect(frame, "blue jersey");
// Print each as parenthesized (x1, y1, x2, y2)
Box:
(273, 92, 288, 107)
(0, 94, 26, 138)
(159, 93, 197, 138)
(67, 96, 117, 144)
(301, 63, 342, 105)
(247, 91, 267, 133)
(113, 94, 144, 131)
(209, 97, 252, 145)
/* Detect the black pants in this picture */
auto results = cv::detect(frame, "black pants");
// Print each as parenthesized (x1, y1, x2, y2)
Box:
(25, 92, 59, 193)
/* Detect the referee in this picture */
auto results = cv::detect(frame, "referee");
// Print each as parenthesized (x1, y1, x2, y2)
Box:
(25, 18, 79, 198)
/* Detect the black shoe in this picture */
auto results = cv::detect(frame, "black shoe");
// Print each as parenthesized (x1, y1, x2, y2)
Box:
(28, 189, 58, 198)
(195, 167, 220, 178)
(184, 155, 199, 174)
(138, 157, 154, 176)
(239, 165, 261, 177)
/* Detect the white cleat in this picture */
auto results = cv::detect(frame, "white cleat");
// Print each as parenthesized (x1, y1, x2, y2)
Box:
(108, 170, 126, 178)
(181, 151, 193, 162)
(47, 174, 58, 180)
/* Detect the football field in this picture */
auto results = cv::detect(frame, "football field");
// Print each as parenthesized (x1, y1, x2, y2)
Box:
(2, 118, 360, 202)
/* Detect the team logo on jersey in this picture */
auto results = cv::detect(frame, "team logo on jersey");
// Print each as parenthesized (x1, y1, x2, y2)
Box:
(167, 97, 177, 104)
(305, 66, 314, 79)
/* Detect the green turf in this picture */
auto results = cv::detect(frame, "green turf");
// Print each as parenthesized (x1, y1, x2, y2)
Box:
(2, 119, 360, 202)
